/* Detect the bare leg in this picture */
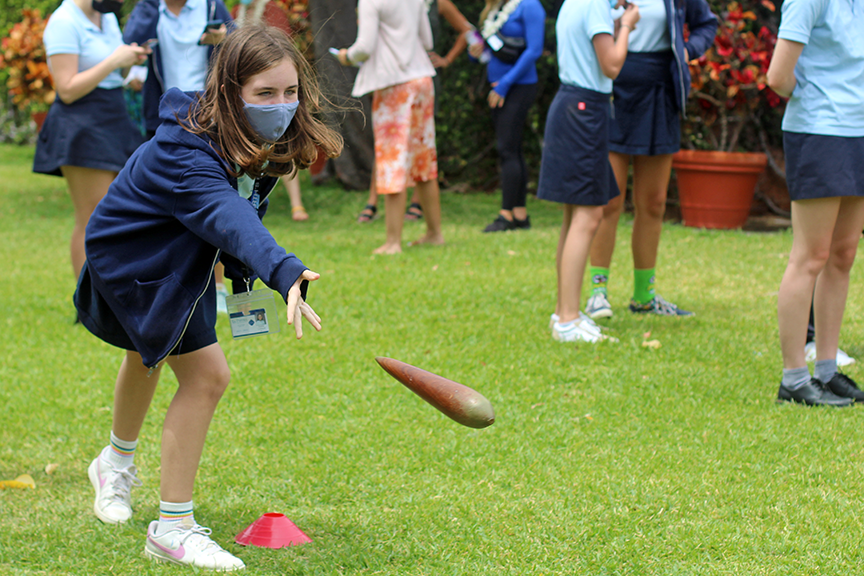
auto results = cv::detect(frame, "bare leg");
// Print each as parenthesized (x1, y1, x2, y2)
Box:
(358, 169, 378, 222)
(373, 191, 406, 254)
(557, 204, 604, 324)
(60, 166, 116, 280)
(813, 197, 864, 362)
(411, 178, 444, 246)
(283, 174, 307, 221)
(160, 344, 231, 503)
(778, 198, 840, 369)
(631, 154, 674, 269)
(111, 351, 163, 442)
(214, 263, 225, 287)
(589, 152, 630, 268)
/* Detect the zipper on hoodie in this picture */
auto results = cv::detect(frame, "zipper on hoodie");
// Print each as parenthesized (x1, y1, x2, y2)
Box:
(669, 1, 688, 117)
(147, 248, 221, 374)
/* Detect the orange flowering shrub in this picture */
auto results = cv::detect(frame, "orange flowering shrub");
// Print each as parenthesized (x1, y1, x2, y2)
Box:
(274, 0, 312, 57)
(684, 1, 782, 151)
(0, 9, 54, 112)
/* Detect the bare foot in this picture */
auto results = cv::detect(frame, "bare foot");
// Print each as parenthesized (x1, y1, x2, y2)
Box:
(373, 242, 402, 255)
(409, 233, 445, 247)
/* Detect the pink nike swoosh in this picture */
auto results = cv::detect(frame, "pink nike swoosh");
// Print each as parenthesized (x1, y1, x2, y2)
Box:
(98, 466, 106, 488)
(149, 535, 186, 560)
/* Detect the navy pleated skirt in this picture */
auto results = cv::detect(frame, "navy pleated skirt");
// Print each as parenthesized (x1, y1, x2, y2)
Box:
(609, 51, 680, 156)
(784, 132, 864, 201)
(537, 84, 620, 206)
(33, 87, 144, 177)
(75, 262, 219, 357)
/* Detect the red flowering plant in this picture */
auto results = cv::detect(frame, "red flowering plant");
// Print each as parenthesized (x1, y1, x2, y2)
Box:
(0, 9, 54, 114)
(683, 0, 784, 152)
(273, 0, 313, 57)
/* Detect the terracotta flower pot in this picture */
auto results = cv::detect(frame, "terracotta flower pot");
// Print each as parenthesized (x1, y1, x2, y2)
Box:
(672, 149, 768, 229)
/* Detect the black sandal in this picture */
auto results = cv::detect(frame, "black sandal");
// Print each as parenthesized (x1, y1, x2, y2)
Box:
(405, 202, 423, 221)
(357, 204, 377, 223)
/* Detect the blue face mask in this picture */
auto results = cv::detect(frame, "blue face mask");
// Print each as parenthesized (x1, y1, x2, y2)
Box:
(609, 0, 620, 7)
(242, 100, 299, 142)
(239, 0, 253, 5)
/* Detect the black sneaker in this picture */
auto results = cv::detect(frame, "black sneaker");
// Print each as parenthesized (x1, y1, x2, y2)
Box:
(513, 215, 531, 229)
(483, 215, 517, 233)
(823, 372, 864, 402)
(777, 378, 854, 406)
(629, 295, 694, 317)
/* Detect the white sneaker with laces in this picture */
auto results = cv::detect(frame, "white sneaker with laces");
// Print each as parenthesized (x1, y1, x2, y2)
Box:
(804, 341, 857, 367)
(87, 449, 142, 524)
(585, 293, 613, 319)
(552, 313, 617, 343)
(145, 520, 245, 572)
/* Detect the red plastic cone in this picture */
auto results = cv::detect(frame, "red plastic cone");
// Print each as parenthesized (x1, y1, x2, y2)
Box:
(235, 513, 312, 548)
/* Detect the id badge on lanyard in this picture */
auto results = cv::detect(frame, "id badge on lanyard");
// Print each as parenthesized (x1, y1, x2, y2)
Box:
(224, 177, 279, 339)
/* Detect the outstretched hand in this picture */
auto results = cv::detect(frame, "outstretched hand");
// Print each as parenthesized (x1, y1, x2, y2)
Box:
(286, 269, 321, 339)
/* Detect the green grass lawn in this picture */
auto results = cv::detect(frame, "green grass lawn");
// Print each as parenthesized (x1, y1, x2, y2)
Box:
(1, 143, 863, 575)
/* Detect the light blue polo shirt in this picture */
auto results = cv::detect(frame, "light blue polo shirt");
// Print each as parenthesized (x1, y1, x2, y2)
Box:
(779, 0, 864, 136)
(157, 0, 210, 91)
(43, 0, 124, 89)
(556, 0, 615, 93)
(627, 0, 671, 53)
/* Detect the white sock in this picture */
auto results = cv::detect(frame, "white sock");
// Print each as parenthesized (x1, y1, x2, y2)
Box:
(156, 500, 195, 535)
(103, 431, 137, 469)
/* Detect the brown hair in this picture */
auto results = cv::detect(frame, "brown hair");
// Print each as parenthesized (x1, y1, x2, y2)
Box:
(184, 24, 342, 179)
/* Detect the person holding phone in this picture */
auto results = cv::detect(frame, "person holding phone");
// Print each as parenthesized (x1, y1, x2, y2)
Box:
(32, 0, 150, 284)
(584, 0, 717, 320)
(122, 0, 232, 140)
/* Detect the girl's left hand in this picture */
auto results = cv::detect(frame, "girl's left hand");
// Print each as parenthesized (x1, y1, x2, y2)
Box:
(286, 269, 322, 339)
(488, 82, 505, 108)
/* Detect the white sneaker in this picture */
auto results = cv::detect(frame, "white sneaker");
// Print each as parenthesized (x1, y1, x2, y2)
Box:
(87, 449, 142, 524)
(145, 520, 245, 572)
(804, 341, 857, 367)
(549, 313, 559, 330)
(552, 314, 617, 343)
(585, 293, 613, 319)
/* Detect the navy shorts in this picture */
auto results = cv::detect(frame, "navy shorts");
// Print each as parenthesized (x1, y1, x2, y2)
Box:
(75, 262, 218, 358)
(609, 51, 680, 156)
(784, 131, 864, 201)
(33, 87, 144, 177)
(537, 84, 620, 206)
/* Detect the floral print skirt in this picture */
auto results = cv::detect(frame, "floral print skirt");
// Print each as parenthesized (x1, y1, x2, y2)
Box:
(372, 76, 437, 194)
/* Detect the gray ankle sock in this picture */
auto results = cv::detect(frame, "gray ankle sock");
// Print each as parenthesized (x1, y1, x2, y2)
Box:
(814, 359, 838, 383)
(782, 366, 811, 391)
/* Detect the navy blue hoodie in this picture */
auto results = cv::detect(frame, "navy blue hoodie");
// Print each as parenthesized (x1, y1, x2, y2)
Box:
(83, 88, 308, 368)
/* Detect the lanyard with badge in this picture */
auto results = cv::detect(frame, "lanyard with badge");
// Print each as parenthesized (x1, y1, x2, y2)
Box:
(224, 174, 281, 339)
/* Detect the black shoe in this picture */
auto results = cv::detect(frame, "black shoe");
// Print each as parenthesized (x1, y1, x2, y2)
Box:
(823, 372, 864, 402)
(483, 215, 517, 233)
(777, 378, 854, 406)
(513, 215, 531, 229)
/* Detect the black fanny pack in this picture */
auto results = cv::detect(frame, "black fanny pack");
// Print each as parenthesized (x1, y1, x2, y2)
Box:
(485, 32, 526, 65)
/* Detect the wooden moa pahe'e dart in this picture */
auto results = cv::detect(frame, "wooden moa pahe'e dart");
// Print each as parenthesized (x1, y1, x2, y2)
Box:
(375, 357, 495, 429)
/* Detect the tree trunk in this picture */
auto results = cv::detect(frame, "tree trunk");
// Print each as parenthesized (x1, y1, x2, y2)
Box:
(308, 0, 374, 190)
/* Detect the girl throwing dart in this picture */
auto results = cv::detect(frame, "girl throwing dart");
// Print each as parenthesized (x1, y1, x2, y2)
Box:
(74, 24, 342, 570)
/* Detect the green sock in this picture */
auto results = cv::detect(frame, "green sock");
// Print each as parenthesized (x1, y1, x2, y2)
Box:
(589, 267, 610, 296)
(633, 268, 656, 304)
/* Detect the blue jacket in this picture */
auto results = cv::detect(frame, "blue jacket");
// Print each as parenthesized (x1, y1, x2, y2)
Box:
(122, 0, 233, 133)
(487, 0, 546, 98)
(667, 0, 718, 112)
(84, 89, 308, 369)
